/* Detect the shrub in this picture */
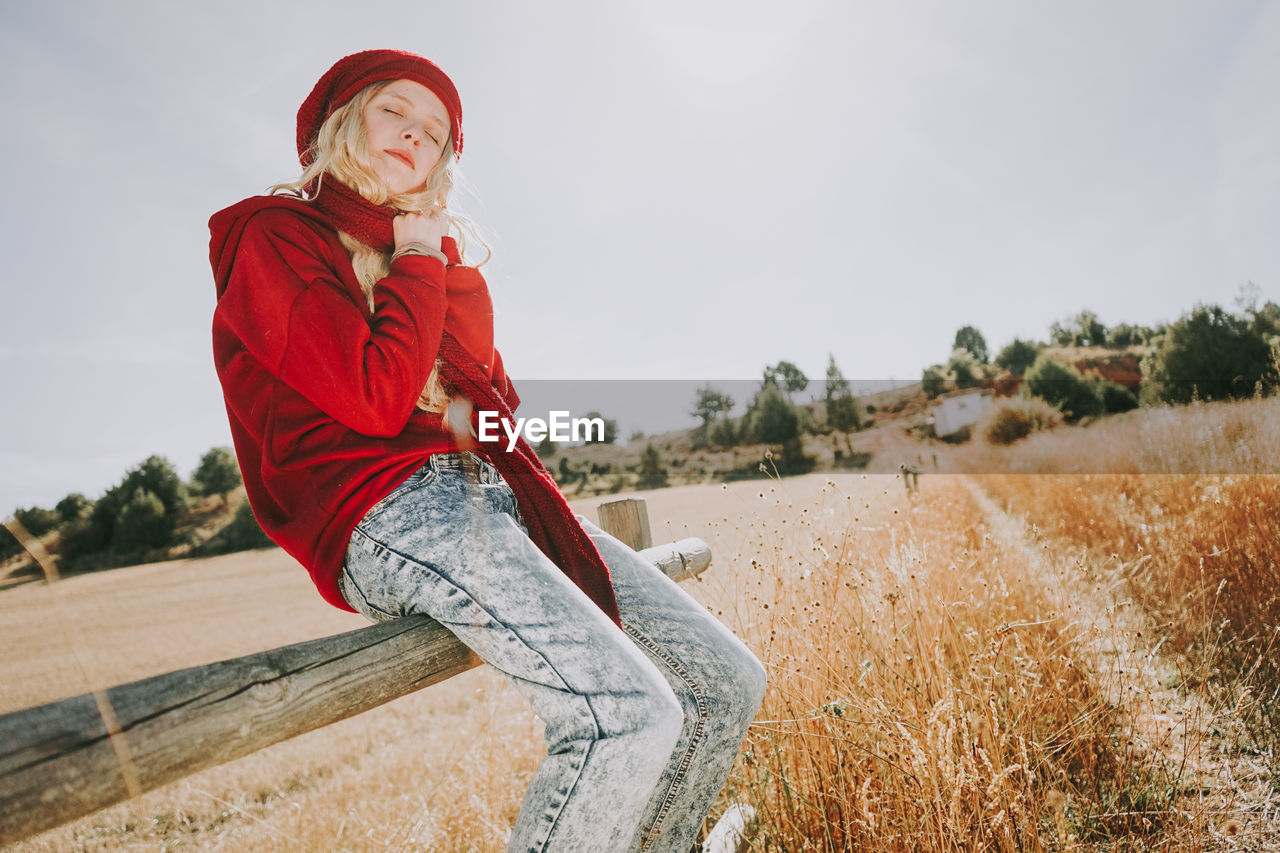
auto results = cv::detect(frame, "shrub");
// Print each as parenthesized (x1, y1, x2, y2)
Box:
(55, 493, 93, 523)
(995, 338, 1041, 375)
(636, 444, 669, 490)
(709, 417, 738, 448)
(113, 489, 172, 552)
(981, 398, 1062, 445)
(947, 348, 981, 388)
(1140, 304, 1277, 404)
(191, 447, 241, 501)
(219, 499, 275, 551)
(1021, 353, 1103, 421)
(921, 364, 947, 398)
(778, 436, 815, 474)
(1099, 379, 1138, 414)
(13, 506, 60, 537)
(91, 455, 188, 548)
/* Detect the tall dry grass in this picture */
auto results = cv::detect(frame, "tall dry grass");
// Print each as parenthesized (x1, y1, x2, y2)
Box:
(9, 444, 1270, 849)
(711, 473, 1204, 851)
(973, 473, 1279, 778)
(967, 395, 1280, 773)
(956, 396, 1280, 476)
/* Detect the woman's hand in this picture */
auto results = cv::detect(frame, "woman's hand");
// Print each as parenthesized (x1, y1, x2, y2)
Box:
(444, 395, 478, 450)
(393, 206, 450, 253)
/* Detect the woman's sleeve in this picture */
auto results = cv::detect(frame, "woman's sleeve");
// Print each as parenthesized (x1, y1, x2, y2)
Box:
(215, 209, 448, 437)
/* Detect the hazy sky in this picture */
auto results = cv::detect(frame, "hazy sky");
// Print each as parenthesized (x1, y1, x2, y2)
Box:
(2, 0, 1278, 513)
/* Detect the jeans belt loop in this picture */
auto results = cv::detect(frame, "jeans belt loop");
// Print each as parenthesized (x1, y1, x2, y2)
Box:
(461, 451, 482, 484)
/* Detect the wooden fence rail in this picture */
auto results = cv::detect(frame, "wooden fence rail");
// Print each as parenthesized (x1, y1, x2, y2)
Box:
(0, 510, 711, 844)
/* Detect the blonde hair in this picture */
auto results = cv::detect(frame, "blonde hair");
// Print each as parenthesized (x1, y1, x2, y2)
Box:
(270, 79, 492, 414)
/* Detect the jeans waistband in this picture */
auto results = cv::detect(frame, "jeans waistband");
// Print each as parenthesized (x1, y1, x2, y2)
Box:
(431, 451, 503, 484)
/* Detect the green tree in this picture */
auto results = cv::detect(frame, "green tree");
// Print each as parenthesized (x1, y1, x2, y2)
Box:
(824, 354, 863, 434)
(580, 411, 618, 444)
(1246, 299, 1280, 340)
(192, 447, 241, 503)
(113, 489, 172, 552)
(1050, 310, 1108, 347)
(89, 455, 188, 551)
(55, 493, 93, 523)
(995, 338, 1041, 375)
(13, 506, 60, 537)
(690, 386, 734, 448)
(1141, 304, 1278, 404)
(764, 361, 809, 402)
(1075, 310, 1107, 347)
(1106, 323, 1156, 348)
(748, 382, 799, 444)
(636, 444, 669, 489)
(1049, 319, 1075, 346)
(953, 325, 989, 363)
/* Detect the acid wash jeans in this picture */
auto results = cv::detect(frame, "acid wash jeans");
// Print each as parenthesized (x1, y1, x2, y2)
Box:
(338, 451, 767, 853)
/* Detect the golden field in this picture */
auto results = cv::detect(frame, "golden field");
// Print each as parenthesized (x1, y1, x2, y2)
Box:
(3, 398, 1279, 851)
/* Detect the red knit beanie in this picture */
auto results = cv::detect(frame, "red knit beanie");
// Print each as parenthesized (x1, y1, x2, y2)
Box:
(297, 49, 464, 168)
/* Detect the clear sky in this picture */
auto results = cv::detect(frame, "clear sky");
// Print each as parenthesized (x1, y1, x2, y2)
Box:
(2, 0, 1278, 514)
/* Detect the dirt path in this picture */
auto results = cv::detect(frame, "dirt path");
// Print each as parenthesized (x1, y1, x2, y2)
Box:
(963, 477, 1279, 851)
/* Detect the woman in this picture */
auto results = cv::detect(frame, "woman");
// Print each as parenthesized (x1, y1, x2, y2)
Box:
(208, 49, 766, 853)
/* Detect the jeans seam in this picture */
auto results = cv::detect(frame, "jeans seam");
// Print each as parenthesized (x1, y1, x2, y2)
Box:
(352, 521, 607, 852)
(622, 621, 708, 851)
(338, 550, 398, 620)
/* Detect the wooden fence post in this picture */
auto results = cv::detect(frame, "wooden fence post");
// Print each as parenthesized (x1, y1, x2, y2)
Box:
(597, 497, 653, 550)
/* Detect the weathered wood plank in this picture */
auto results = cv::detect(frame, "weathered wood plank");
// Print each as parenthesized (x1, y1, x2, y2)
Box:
(0, 537, 711, 843)
(597, 497, 654, 550)
(702, 802, 758, 853)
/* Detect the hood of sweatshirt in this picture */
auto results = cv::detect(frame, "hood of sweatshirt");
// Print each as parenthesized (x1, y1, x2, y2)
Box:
(209, 196, 324, 299)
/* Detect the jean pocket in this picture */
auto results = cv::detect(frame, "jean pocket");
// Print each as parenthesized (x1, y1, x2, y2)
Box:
(358, 463, 440, 527)
(339, 563, 398, 623)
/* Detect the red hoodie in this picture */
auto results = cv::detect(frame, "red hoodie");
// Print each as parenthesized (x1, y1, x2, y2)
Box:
(208, 195, 518, 612)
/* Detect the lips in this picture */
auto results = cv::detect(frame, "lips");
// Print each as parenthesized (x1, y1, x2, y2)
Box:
(386, 149, 415, 169)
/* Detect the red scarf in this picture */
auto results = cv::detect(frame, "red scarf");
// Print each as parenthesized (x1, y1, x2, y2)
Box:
(312, 177, 622, 627)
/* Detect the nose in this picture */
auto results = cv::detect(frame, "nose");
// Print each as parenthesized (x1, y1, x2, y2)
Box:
(402, 127, 421, 147)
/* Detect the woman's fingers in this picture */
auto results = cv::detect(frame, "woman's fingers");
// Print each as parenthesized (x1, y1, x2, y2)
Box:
(393, 206, 450, 250)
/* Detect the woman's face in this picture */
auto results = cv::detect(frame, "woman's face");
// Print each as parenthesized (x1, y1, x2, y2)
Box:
(361, 79, 450, 196)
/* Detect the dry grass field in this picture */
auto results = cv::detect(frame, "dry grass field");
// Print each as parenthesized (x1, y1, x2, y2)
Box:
(3, 398, 1279, 851)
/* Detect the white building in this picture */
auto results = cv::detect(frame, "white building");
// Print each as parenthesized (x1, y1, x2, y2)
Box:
(933, 390, 993, 437)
